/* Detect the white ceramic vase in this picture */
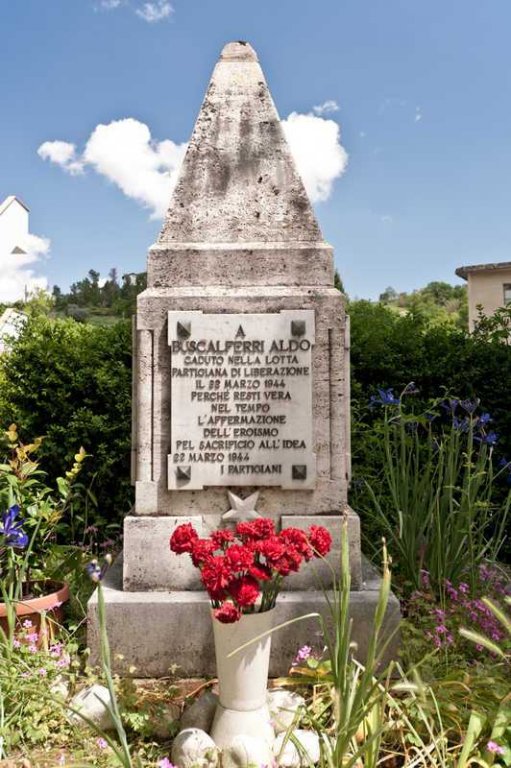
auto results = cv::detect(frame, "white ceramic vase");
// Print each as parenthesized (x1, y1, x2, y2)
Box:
(210, 607, 276, 749)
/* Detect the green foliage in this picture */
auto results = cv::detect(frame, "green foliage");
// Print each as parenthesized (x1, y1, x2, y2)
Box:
(53, 268, 147, 319)
(0, 425, 89, 601)
(0, 613, 80, 756)
(0, 316, 133, 530)
(349, 299, 511, 563)
(362, 398, 509, 593)
(378, 280, 468, 328)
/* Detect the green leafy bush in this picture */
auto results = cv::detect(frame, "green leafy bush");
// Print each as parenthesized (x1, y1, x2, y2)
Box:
(0, 316, 133, 531)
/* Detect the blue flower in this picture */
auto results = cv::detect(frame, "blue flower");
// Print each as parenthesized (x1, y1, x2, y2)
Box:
(0, 505, 28, 549)
(441, 398, 459, 414)
(460, 398, 479, 414)
(370, 388, 400, 407)
(479, 412, 492, 426)
(86, 554, 112, 582)
(476, 431, 499, 446)
(453, 417, 469, 432)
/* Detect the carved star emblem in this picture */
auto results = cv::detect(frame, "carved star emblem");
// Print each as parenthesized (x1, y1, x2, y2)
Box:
(222, 491, 260, 523)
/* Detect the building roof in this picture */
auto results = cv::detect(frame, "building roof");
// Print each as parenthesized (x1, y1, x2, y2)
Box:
(455, 261, 511, 281)
(0, 195, 30, 216)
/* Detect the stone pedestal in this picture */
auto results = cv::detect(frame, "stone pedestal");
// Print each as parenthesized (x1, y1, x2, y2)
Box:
(87, 40, 400, 675)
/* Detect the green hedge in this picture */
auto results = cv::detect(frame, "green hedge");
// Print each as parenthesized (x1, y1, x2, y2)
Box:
(2, 305, 510, 547)
(350, 300, 511, 457)
(0, 316, 133, 528)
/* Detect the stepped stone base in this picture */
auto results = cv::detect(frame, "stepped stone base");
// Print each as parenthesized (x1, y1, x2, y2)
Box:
(87, 555, 401, 678)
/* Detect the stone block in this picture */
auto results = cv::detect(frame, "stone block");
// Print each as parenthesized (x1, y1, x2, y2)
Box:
(87, 555, 401, 677)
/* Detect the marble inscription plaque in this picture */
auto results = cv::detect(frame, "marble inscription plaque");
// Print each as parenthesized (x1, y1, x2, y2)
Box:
(167, 310, 316, 490)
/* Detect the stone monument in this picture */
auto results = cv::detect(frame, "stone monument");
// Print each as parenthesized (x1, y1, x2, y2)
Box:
(88, 40, 400, 676)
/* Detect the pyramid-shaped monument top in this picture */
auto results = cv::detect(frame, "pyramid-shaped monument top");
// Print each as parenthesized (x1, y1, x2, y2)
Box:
(158, 41, 323, 244)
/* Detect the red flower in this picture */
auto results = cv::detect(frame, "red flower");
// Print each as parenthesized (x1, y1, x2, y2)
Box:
(225, 544, 254, 572)
(235, 521, 260, 541)
(281, 527, 313, 561)
(191, 538, 216, 567)
(170, 523, 198, 554)
(256, 535, 286, 566)
(201, 556, 233, 596)
(273, 547, 303, 576)
(249, 563, 272, 581)
(253, 518, 276, 538)
(211, 529, 235, 549)
(214, 602, 241, 623)
(309, 525, 332, 557)
(229, 575, 260, 606)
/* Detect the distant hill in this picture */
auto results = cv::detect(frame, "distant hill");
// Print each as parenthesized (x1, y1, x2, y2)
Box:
(376, 281, 468, 328)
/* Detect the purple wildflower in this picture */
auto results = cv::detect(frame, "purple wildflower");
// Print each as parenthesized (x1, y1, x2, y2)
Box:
(487, 741, 505, 756)
(293, 645, 313, 665)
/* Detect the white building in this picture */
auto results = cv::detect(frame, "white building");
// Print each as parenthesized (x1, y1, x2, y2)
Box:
(0, 195, 30, 256)
(0, 195, 49, 302)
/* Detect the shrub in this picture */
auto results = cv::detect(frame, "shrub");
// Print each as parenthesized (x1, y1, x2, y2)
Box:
(0, 316, 133, 531)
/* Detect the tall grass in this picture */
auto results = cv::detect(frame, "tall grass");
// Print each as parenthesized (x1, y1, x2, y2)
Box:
(364, 397, 509, 594)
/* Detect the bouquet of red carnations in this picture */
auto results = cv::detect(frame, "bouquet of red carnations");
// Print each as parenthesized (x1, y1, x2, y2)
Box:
(169, 518, 332, 623)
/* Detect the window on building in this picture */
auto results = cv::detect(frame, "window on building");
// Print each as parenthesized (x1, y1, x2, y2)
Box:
(504, 284, 511, 305)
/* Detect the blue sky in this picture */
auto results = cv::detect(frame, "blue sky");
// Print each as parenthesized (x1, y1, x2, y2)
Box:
(2, 0, 511, 300)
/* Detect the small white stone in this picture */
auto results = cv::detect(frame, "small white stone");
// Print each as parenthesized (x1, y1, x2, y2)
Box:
(274, 730, 321, 767)
(171, 728, 219, 768)
(50, 675, 69, 700)
(222, 735, 274, 768)
(180, 691, 219, 732)
(70, 684, 115, 731)
(267, 690, 306, 734)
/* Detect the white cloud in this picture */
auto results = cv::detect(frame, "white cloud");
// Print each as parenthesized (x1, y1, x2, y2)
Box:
(99, 0, 123, 8)
(37, 141, 84, 175)
(135, 0, 172, 22)
(38, 106, 347, 216)
(39, 118, 186, 219)
(282, 111, 348, 203)
(414, 106, 423, 123)
(95, 0, 172, 22)
(0, 233, 50, 303)
(313, 100, 339, 116)
(83, 118, 187, 217)
(380, 214, 393, 224)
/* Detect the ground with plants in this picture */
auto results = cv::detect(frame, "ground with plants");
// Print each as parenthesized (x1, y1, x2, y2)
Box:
(0, 301, 509, 767)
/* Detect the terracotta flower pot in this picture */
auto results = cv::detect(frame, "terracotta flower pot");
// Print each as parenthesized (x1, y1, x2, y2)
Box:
(0, 580, 70, 637)
(210, 607, 276, 749)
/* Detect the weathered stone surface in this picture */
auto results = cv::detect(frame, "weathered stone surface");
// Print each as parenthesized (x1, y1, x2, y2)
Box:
(267, 690, 306, 734)
(180, 691, 219, 733)
(274, 730, 321, 767)
(88, 556, 401, 677)
(171, 728, 219, 768)
(132, 286, 348, 519)
(222, 735, 274, 768)
(87, 40, 399, 677)
(157, 42, 322, 249)
(122, 511, 362, 591)
(70, 684, 115, 731)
